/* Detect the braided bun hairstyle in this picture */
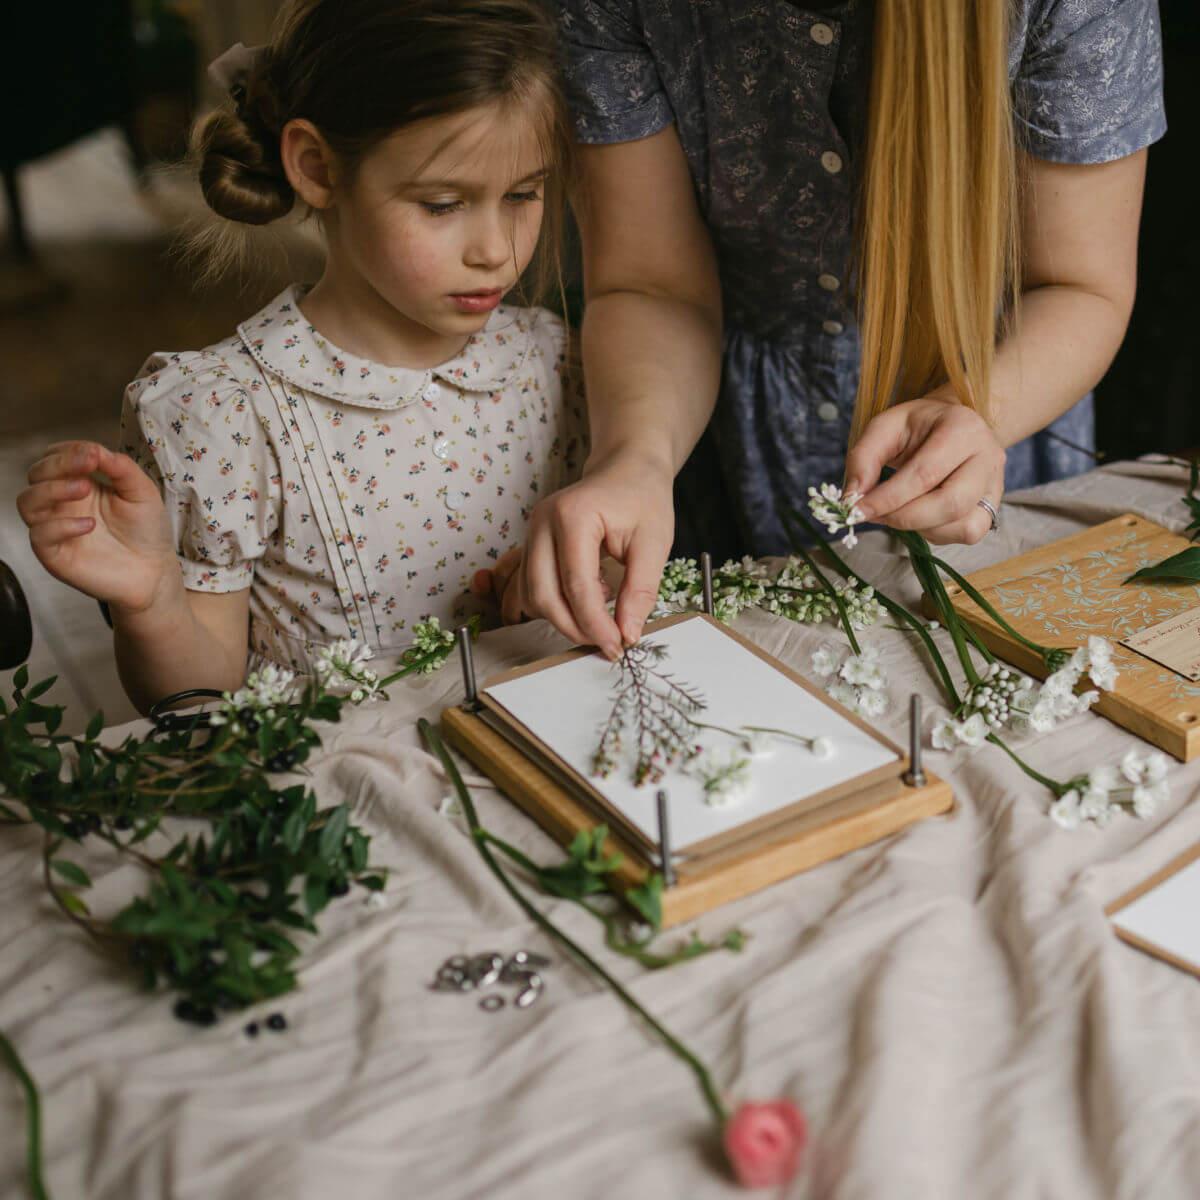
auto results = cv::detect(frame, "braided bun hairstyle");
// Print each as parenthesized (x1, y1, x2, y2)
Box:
(194, 58, 294, 226)
(191, 0, 572, 280)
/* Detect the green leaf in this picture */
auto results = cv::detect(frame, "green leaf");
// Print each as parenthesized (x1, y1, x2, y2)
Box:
(85, 710, 105, 741)
(358, 874, 386, 891)
(303, 876, 328, 916)
(13, 665, 28, 691)
(27, 676, 57, 700)
(318, 806, 348, 862)
(625, 873, 664, 932)
(1124, 547, 1200, 584)
(50, 859, 92, 888)
(281, 809, 307, 854)
(59, 890, 90, 917)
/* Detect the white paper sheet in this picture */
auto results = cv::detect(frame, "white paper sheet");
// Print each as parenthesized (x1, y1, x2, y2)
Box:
(483, 617, 900, 851)
(1111, 852, 1200, 973)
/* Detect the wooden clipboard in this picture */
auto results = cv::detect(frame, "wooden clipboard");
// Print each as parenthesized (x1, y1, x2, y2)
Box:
(1106, 841, 1200, 980)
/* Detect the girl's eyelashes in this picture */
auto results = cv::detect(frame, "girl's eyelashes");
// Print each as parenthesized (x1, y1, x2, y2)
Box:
(417, 190, 542, 216)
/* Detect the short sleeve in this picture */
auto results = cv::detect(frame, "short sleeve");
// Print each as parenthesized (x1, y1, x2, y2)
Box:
(1013, 0, 1167, 164)
(560, 0, 674, 144)
(119, 350, 281, 593)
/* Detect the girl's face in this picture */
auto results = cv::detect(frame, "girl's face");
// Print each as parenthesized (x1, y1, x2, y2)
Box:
(326, 99, 548, 340)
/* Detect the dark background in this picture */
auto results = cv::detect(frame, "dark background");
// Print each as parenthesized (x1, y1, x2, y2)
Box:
(1095, 4, 1200, 457)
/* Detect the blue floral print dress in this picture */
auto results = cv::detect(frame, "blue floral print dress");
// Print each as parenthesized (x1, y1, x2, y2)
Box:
(120, 286, 586, 672)
(561, 0, 1167, 558)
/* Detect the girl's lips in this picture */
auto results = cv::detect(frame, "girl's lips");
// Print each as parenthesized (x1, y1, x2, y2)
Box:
(450, 289, 503, 314)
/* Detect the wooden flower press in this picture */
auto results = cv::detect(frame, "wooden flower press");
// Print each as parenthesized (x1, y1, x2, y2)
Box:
(440, 563, 953, 927)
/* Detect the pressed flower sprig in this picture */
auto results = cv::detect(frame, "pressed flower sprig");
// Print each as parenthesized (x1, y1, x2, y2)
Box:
(592, 639, 835, 799)
(791, 498, 1164, 828)
(419, 719, 805, 1190)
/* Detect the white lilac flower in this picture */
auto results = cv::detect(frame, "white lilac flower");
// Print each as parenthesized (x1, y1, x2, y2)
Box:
(931, 712, 961, 751)
(827, 680, 859, 709)
(1132, 782, 1167, 819)
(957, 713, 989, 746)
(208, 664, 301, 727)
(811, 644, 840, 677)
(693, 750, 753, 807)
(1049, 790, 1082, 830)
(807, 482, 866, 549)
(857, 689, 889, 719)
(313, 638, 381, 702)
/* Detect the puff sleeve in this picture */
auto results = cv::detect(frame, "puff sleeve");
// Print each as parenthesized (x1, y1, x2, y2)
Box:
(119, 350, 282, 592)
(1012, 0, 1166, 164)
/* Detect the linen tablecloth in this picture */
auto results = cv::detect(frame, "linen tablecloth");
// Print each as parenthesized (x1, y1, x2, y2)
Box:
(3, 459, 1199, 1199)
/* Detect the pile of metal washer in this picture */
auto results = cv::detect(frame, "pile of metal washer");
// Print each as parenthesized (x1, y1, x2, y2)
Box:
(429, 950, 552, 1011)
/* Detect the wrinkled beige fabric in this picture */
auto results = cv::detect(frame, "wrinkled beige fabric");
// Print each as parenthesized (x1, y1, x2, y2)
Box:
(3, 460, 1200, 1200)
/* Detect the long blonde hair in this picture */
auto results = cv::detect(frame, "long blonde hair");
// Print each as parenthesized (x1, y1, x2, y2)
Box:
(852, 0, 1019, 443)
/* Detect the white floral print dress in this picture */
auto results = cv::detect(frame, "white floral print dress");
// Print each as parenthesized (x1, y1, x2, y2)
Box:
(120, 285, 586, 674)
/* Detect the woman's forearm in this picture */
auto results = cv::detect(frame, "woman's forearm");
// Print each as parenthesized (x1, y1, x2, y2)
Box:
(984, 280, 1134, 449)
(112, 576, 248, 715)
(580, 288, 723, 476)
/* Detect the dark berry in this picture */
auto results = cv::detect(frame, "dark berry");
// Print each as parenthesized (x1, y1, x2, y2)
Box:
(280, 750, 297, 769)
(238, 707, 255, 723)
(114, 815, 132, 831)
(266, 1012, 288, 1032)
(83, 813, 101, 833)
(244, 1021, 259, 1038)
(193, 1005, 216, 1026)
(64, 820, 87, 839)
(329, 879, 349, 897)
(265, 755, 284, 772)
(129, 940, 153, 965)
(243, 716, 261, 733)
(174, 998, 198, 1023)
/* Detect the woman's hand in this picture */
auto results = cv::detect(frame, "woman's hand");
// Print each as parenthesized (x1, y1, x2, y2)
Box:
(17, 441, 180, 613)
(513, 448, 675, 658)
(844, 396, 1005, 545)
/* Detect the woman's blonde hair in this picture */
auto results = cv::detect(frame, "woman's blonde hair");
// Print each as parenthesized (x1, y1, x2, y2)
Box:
(852, 0, 1019, 442)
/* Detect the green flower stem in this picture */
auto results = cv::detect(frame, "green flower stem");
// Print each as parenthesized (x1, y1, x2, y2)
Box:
(899, 537, 982, 689)
(781, 524, 862, 656)
(927, 554, 1057, 662)
(418, 718, 729, 1125)
(985, 731, 1067, 796)
(0, 1029, 49, 1200)
(788, 511, 961, 706)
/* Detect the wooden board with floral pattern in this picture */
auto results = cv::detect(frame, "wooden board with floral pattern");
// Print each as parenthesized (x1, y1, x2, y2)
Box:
(940, 514, 1200, 761)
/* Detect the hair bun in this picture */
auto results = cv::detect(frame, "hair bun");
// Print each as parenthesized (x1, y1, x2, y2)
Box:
(195, 110, 294, 226)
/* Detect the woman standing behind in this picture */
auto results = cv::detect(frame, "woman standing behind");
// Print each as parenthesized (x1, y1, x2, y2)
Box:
(506, 0, 1164, 660)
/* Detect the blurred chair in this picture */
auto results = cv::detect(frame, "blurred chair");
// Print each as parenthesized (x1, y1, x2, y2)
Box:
(1, 2, 141, 263)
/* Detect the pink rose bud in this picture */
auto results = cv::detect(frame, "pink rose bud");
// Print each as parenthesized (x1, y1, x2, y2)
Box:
(723, 1100, 807, 1189)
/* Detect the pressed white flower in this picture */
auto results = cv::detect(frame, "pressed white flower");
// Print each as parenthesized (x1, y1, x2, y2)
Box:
(694, 750, 753, 807)
(364, 889, 389, 910)
(827, 680, 859, 709)
(857, 689, 889, 718)
(739, 729, 775, 757)
(1087, 764, 1119, 793)
(1132, 782, 1167, 819)
(810, 736, 834, 759)
(1078, 787, 1111, 824)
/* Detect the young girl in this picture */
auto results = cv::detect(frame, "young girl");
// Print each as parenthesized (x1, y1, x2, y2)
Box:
(17, 0, 584, 713)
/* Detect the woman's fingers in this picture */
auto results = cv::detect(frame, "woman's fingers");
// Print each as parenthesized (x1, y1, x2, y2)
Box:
(520, 519, 594, 650)
(27, 442, 155, 503)
(854, 421, 966, 522)
(916, 503, 995, 546)
(16, 477, 91, 522)
(879, 452, 1001, 533)
(843, 407, 910, 501)
(614, 523, 671, 646)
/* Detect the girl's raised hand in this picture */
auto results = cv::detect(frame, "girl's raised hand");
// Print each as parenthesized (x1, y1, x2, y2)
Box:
(17, 441, 179, 614)
(844, 396, 1006, 545)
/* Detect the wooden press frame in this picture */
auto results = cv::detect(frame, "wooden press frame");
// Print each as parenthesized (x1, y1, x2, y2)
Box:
(933, 514, 1200, 761)
(1106, 840, 1200, 981)
(441, 614, 954, 927)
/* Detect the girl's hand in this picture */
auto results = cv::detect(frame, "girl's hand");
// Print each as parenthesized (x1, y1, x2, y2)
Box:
(17, 441, 180, 614)
(844, 396, 1006, 545)
(517, 449, 675, 658)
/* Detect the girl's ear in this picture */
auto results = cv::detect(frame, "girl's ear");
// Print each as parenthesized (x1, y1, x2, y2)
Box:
(280, 118, 340, 210)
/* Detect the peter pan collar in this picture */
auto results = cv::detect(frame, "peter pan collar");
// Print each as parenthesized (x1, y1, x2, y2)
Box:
(236, 284, 535, 409)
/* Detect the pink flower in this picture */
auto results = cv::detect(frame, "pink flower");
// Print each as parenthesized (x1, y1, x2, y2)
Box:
(723, 1100, 807, 1189)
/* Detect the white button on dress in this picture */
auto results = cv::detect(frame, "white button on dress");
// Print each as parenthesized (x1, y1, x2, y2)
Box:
(817, 401, 839, 423)
(445, 490, 467, 512)
(817, 274, 840, 292)
(421, 382, 438, 403)
(820, 151, 843, 175)
(822, 320, 844, 335)
(810, 22, 834, 45)
(433, 437, 451, 460)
